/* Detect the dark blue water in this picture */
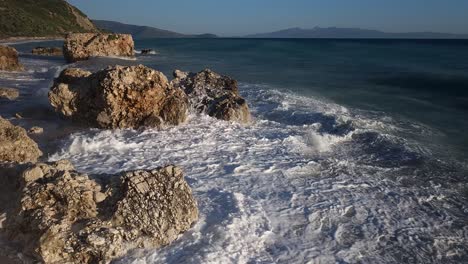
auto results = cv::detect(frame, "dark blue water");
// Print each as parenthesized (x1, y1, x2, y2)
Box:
(136, 38, 468, 159)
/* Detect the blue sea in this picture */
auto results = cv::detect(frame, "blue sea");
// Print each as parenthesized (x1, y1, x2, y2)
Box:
(2, 38, 468, 263)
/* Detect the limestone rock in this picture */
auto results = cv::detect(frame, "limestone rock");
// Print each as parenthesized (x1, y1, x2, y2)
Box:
(0, 45, 23, 71)
(63, 33, 134, 62)
(0, 116, 42, 163)
(28, 126, 44, 134)
(49, 65, 189, 129)
(32, 47, 63, 56)
(4, 161, 198, 264)
(171, 69, 251, 123)
(0, 87, 19, 100)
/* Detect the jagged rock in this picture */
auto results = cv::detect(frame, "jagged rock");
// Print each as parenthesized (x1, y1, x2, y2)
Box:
(28, 126, 44, 134)
(49, 65, 189, 129)
(0, 87, 19, 100)
(63, 33, 134, 62)
(0, 45, 23, 71)
(32, 47, 63, 56)
(140, 49, 155, 55)
(171, 69, 251, 123)
(3, 161, 198, 264)
(0, 116, 42, 163)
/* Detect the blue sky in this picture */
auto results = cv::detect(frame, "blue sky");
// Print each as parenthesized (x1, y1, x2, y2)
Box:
(68, 0, 468, 36)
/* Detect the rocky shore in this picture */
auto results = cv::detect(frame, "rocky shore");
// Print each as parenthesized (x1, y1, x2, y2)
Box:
(0, 33, 252, 263)
(0, 45, 23, 71)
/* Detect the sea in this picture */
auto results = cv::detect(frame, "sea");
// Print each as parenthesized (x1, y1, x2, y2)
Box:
(1, 38, 468, 264)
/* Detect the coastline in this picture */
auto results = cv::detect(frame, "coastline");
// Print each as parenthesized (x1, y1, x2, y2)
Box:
(0, 36, 64, 45)
(1, 37, 468, 263)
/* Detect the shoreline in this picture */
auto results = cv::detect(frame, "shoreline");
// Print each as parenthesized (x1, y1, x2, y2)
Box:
(0, 36, 64, 45)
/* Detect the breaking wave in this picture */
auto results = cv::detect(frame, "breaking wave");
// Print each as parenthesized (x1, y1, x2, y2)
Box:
(50, 83, 468, 264)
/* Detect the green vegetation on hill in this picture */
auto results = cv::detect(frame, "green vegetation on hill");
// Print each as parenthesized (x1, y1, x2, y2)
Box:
(0, 0, 99, 38)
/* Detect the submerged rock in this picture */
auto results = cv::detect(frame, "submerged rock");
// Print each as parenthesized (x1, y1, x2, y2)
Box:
(0, 45, 23, 71)
(63, 33, 134, 62)
(140, 49, 155, 55)
(3, 161, 198, 264)
(32, 47, 63, 56)
(0, 116, 42, 163)
(49, 65, 189, 129)
(0, 87, 19, 100)
(171, 69, 251, 123)
(28, 126, 44, 134)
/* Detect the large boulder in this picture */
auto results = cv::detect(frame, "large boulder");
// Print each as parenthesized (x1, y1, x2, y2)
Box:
(49, 65, 189, 129)
(2, 160, 198, 264)
(0, 87, 19, 100)
(0, 116, 42, 163)
(0, 45, 23, 71)
(171, 69, 251, 123)
(63, 33, 134, 62)
(32, 47, 63, 56)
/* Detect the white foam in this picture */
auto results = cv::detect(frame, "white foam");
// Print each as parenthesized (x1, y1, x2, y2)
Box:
(49, 86, 468, 263)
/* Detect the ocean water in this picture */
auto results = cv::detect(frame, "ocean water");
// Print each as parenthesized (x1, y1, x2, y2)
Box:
(2, 39, 468, 263)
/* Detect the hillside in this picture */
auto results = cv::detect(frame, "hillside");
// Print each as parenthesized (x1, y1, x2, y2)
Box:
(246, 27, 468, 39)
(93, 20, 218, 39)
(0, 0, 99, 38)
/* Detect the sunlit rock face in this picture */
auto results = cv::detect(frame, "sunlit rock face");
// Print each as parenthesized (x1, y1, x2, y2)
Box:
(3, 161, 198, 264)
(63, 33, 134, 62)
(0, 45, 23, 71)
(0, 116, 42, 163)
(49, 65, 189, 129)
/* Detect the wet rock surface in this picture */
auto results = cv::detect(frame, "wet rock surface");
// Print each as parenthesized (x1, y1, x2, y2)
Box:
(63, 33, 134, 62)
(0, 116, 42, 163)
(1, 161, 198, 264)
(28, 126, 43, 135)
(171, 69, 251, 123)
(0, 87, 19, 100)
(0, 45, 23, 71)
(49, 65, 189, 129)
(32, 47, 63, 56)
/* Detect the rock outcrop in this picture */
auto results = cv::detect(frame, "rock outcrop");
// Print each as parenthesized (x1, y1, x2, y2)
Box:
(63, 33, 134, 62)
(0, 116, 42, 163)
(3, 161, 198, 264)
(141, 49, 155, 55)
(28, 126, 44, 134)
(0, 87, 19, 100)
(0, 45, 23, 71)
(49, 65, 189, 129)
(171, 69, 251, 123)
(32, 47, 63, 56)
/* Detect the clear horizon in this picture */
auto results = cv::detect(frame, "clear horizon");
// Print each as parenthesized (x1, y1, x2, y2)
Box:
(69, 0, 468, 36)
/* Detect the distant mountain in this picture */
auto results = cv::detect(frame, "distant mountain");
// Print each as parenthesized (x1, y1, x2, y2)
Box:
(246, 27, 468, 39)
(0, 0, 99, 38)
(93, 20, 218, 39)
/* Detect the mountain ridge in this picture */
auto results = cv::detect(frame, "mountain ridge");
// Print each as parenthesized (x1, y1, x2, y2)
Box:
(245, 27, 468, 39)
(93, 20, 218, 39)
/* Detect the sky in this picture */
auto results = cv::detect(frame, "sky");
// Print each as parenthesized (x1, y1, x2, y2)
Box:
(67, 0, 468, 36)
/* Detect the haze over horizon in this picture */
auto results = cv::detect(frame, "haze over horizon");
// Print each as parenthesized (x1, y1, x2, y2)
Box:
(67, 0, 468, 36)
